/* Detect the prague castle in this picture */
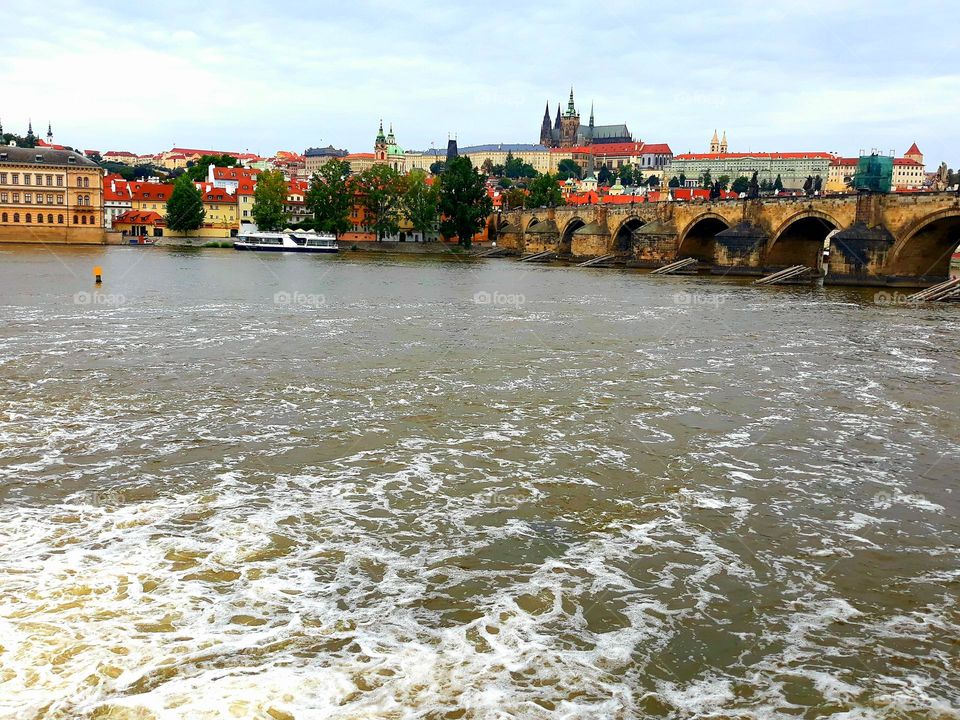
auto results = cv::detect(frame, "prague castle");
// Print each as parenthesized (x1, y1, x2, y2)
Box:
(539, 88, 632, 148)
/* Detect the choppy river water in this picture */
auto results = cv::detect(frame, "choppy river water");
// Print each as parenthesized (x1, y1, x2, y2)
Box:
(0, 245, 957, 719)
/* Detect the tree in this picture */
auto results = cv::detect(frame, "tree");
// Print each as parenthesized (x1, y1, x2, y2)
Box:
(759, 178, 773, 193)
(504, 152, 536, 179)
(480, 158, 494, 176)
(498, 177, 513, 189)
(717, 174, 731, 191)
(646, 175, 660, 188)
(166, 176, 205, 233)
(356, 164, 406, 240)
(429, 161, 445, 175)
(557, 159, 582, 181)
(527, 173, 564, 208)
(730, 176, 750, 194)
(185, 154, 240, 182)
(251, 169, 287, 231)
(402, 175, 439, 241)
(668, 176, 681, 188)
(773, 174, 784, 193)
(504, 188, 527, 210)
(618, 165, 635, 186)
(491, 164, 505, 178)
(438, 156, 493, 247)
(701, 169, 712, 189)
(679, 172, 687, 187)
(306, 159, 353, 236)
(597, 166, 613, 185)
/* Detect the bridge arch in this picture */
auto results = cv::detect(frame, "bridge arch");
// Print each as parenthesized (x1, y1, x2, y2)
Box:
(887, 209, 960, 279)
(559, 216, 586, 255)
(612, 215, 645, 252)
(677, 213, 730, 263)
(523, 216, 542, 233)
(767, 210, 841, 268)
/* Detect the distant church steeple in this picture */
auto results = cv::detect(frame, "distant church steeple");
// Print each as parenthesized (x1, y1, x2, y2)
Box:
(710, 129, 720, 153)
(540, 102, 553, 146)
(554, 103, 561, 130)
(720, 130, 728, 154)
(47, 122, 53, 144)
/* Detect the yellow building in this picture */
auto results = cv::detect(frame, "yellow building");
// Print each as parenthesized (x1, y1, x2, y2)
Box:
(0, 146, 105, 243)
(198, 183, 238, 234)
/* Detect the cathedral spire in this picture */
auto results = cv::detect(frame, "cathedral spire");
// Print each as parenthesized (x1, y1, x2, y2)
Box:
(555, 103, 561, 130)
(46, 122, 53, 144)
(566, 86, 576, 116)
(376, 119, 385, 143)
(589, 102, 594, 128)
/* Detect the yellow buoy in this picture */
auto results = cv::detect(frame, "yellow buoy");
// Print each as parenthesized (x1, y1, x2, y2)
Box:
(93, 265, 102, 284)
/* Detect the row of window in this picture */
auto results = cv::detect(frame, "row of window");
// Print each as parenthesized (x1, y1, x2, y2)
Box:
(1, 192, 66, 205)
(1, 212, 98, 224)
(0, 172, 66, 187)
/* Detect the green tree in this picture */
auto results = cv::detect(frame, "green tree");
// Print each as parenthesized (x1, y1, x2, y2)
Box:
(504, 187, 527, 210)
(498, 177, 513, 189)
(504, 152, 536, 179)
(557, 159, 582, 180)
(717, 174, 731, 190)
(251, 169, 288, 231)
(668, 176, 681, 188)
(491, 164, 505, 178)
(402, 175, 439, 241)
(618, 165, 635, 186)
(357, 164, 406, 240)
(185, 154, 240, 182)
(730, 176, 750, 194)
(678, 172, 687, 186)
(701, 169, 712, 189)
(429, 161, 445, 175)
(166, 176, 205, 234)
(597, 165, 614, 185)
(480, 158, 494, 176)
(773, 174, 784, 193)
(759, 178, 773, 193)
(306, 159, 353, 236)
(527, 173, 564, 208)
(438, 156, 493, 247)
(647, 175, 660, 188)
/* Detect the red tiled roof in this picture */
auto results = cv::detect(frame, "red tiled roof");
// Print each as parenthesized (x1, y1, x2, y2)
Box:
(345, 153, 375, 160)
(105, 151, 137, 157)
(906, 142, 922, 156)
(129, 182, 174, 202)
(212, 167, 259, 181)
(893, 158, 922, 166)
(639, 143, 672, 154)
(114, 210, 164, 225)
(169, 148, 238, 157)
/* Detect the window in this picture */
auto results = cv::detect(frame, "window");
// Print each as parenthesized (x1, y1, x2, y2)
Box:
(12, 174, 19, 185)
(1, 213, 6, 222)
(37, 213, 43, 223)
(46, 175, 52, 186)
(56, 176, 63, 187)
(24, 193, 31, 203)
(46, 194, 53, 204)
(0, 193, 6, 203)
(58, 214, 64, 224)
(0, 173, 6, 184)
(12, 193, 19, 203)
(81, 215, 87, 225)
(24, 175, 30, 186)
(57, 194, 63, 205)
(83, 177, 89, 188)
(25, 213, 31, 223)
(73, 214, 78, 224)
(47, 214, 53, 223)
(13, 213, 19, 222)
(35, 174, 42, 185)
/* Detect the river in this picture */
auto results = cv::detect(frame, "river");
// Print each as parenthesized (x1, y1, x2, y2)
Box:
(0, 244, 957, 719)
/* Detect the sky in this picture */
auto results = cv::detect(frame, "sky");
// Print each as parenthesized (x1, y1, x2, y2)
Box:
(2, 0, 959, 166)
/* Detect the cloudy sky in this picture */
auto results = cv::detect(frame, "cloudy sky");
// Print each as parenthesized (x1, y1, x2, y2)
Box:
(2, 0, 958, 164)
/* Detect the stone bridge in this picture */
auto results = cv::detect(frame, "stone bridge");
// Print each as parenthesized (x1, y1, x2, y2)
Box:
(494, 192, 960, 285)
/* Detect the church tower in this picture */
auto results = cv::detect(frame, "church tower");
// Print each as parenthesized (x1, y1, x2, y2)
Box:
(375, 120, 387, 162)
(46, 122, 53, 145)
(710, 129, 720, 153)
(560, 86, 581, 147)
(26, 119, 35, 145)
(539, 102, 552, 147)
(719, 130, 728, 154)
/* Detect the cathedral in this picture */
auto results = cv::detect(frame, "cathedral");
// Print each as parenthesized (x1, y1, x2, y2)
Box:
(539, 88, 632, 148)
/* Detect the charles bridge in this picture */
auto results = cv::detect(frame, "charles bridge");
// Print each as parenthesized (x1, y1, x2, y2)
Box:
(493, 192, 960, 285)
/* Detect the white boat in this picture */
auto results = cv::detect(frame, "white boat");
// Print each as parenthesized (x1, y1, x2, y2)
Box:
(234, 229, 338, 253)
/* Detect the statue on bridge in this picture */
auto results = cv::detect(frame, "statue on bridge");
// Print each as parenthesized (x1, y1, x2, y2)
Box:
(709, 180, 723, 200)
(747, 171, 760, 199)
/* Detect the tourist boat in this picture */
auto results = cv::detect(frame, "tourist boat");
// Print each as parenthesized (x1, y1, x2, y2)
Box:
(127, 235, 156, 246)
(234, 230, 338, 253)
